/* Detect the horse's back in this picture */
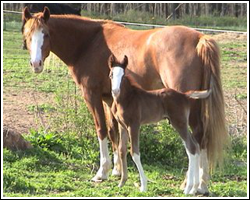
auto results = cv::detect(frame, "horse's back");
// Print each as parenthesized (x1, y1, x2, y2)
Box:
(149, 26, 204, 92)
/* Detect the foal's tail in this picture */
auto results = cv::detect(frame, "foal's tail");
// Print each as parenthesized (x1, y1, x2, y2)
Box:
(196, 35, 228, 171)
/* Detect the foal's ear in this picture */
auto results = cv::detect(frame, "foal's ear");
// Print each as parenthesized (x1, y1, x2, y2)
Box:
(122, 55, 128, 69)
(22, 6, 32, 22)
(42, 6, 50, 22)
(108, 54, 116, 68)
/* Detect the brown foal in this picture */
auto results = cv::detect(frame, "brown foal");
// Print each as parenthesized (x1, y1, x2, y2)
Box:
(109, 54, 211, 193)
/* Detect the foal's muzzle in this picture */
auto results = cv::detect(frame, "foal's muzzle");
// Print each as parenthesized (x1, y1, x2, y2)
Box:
(112, 89, 120, 98)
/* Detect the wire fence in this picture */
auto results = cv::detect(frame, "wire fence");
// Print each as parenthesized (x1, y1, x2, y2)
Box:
(3, 10, 247, 137)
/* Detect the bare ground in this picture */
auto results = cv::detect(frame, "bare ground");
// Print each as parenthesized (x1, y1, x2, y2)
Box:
(3, 88, 53, 134)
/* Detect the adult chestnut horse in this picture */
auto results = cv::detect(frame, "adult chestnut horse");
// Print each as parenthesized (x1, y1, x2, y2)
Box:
(21, 7, 227, 194)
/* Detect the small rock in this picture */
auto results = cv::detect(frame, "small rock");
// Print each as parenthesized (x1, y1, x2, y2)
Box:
(3, 126, 32, 151)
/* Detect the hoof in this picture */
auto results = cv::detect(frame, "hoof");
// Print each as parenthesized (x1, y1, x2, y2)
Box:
(197, 186, 209, 196)
(184, 185, 192, 195)
(140, 185, 147, 192)
(118, 181, 125, 188)
(91, 173, 108, 182)
(112, 168, 121, 177)
(118, 179, 127, 188)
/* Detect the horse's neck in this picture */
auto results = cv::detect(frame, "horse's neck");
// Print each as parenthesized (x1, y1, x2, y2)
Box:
(48, 16, 102, 66)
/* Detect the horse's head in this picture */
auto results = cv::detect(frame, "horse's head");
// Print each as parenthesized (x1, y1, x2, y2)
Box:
(108, 54, 128, 98)
(22, 6, 51, 73)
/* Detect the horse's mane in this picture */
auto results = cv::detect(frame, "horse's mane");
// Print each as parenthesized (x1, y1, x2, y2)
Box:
(22, 12, 125, 35)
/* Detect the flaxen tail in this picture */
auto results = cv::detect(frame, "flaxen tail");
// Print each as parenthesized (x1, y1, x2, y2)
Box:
(196, 35, 229, 171)
(186, 88, 212, 99)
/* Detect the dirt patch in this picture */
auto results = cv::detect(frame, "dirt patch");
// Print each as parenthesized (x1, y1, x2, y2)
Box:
(3, 87, 53, 134)
(212, 32, 247, 43)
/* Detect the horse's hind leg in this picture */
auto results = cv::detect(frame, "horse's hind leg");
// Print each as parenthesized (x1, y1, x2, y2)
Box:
(198, 149, 209, 195)
(128, 124, 147, 192)
(171, 117, 200, 195)
(118, 124, 129, 188)
(189, 104, 209, 195)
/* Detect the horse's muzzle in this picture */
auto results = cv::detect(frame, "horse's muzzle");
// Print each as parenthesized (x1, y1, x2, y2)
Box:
(30, 60, 44, 73)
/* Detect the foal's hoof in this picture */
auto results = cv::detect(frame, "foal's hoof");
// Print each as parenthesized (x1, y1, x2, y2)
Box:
(118, 180, 127, 188)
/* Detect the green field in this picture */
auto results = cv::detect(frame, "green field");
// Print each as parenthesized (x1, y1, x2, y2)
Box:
(2, 18, 248, 197)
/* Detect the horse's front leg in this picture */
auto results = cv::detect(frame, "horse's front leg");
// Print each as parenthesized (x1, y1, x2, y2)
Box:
(82, 87, 112, 181)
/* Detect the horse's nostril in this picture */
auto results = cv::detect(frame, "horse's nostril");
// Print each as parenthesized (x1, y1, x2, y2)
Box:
(39, 60, 42, 66)
(30, 61, 33, 66)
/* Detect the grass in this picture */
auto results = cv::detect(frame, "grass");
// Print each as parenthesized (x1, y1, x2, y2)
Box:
(2, 17, 248, 197)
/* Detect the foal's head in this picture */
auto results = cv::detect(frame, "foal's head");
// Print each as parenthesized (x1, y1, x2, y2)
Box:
(22, 7, 51, 73)
(108, 54, 128, 98)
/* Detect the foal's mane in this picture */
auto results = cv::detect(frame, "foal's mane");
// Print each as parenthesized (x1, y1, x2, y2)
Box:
(124, 71, 143, 90)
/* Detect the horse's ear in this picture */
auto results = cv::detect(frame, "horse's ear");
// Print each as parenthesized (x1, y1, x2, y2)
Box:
(122, 55, 128, 69)
(22, 6, 32, 22)
(42, 6, 50, 22)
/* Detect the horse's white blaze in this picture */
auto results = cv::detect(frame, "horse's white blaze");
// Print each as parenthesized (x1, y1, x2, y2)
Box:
(31, 28, 44, 64)
(112, 151, 121, 176)
(111, 67, 124, 98)
(92, 137, 111, 181)
(132, 153, 147, 192)
(184, 148, 200, 195)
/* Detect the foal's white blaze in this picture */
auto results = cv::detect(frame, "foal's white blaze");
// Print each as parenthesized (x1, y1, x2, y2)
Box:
(111, 67, 124, 98)
(184, 148, 200, 195)
(30, 28, 44, 72)
(132, 153, 147, 192)
(91, 137, 111, 181)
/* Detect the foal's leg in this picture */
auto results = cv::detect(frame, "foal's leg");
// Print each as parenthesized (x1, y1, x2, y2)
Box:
(118, 125, 129, 187)
(171, 118, 200, 195)
(81, 87, 112, 181)
(128, 125, 147, 192)
(103, 102, 121, 177)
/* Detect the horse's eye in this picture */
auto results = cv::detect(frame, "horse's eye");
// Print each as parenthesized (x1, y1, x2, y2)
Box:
(44, 33, 49, 38)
